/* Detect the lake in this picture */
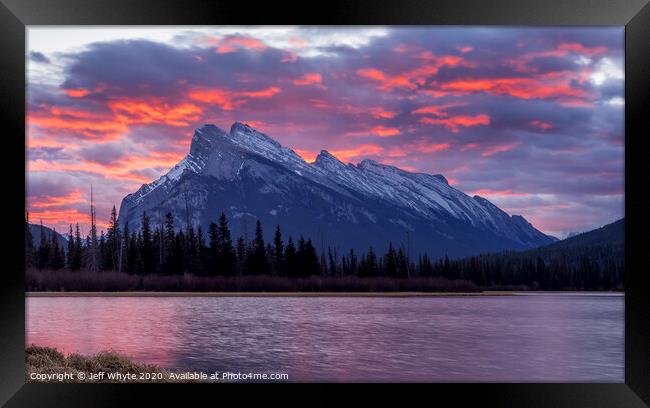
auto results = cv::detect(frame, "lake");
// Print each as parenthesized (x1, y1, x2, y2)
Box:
(26, 293, 624, 382)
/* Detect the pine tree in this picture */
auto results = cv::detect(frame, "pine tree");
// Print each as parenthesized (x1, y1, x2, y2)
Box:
(303, 239, 320, 277)
(173, 229, 185, 275)
(252, 220, 270, 274)
(284, 236, 297, 278)
(50, 228, 65, 270)
(272, 225, 284, 276)
(36, 221, 50, 270)
(106, 205, 121, 271)
(236, 236, 246, 276)
(71, 224, 83, 271)
(121, 223, 129, 273)
(140, 212, 154, 274)
(163, 212, 176, 274)
(216, 212, 236, 276)
(25, 212, 34, 268)
(185, 225, 199, 275)
(66, 225, 75, 270)
(383, 243, 397, 278)
(396, 247, 408, 279)
(207, 221, 219, 275)
(197, 225, 208, 276)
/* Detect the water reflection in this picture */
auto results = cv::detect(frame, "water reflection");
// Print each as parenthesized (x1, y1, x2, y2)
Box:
(26, 293, 624, 382)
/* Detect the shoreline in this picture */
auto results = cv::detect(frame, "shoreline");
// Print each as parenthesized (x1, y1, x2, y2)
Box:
(26, 291, 515, 297)
(25, 290, 623, 297)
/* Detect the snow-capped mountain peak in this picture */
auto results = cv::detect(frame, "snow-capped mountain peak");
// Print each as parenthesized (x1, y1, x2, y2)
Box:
(119, 123, 556, 257)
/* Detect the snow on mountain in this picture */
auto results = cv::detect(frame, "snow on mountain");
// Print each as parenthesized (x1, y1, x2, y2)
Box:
(119, 123, 556, 258)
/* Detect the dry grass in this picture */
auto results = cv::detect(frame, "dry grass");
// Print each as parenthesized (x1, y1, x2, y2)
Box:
(26, 269, 480, 293)
(26, 345, 209, 383)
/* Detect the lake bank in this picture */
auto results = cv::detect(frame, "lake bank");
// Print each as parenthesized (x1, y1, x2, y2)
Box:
(25, 345, 208, 383)
(26, 290, 518, 297)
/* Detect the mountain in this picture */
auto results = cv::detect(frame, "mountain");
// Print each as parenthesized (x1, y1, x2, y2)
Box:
(28, 223, 68, 251)
(432, 218, 624, 290)
(118, 122, 556, 259)
(544, 218, 623, 251)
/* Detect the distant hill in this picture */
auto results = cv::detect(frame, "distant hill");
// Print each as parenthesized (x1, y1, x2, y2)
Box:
(546, 219, 623, 250)
(28, 223, 68, 251)
(501, 218, 624, 269)
(439, 218, 624, 290)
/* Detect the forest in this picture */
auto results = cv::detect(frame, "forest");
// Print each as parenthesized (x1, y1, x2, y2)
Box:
(25, 208, 624, 291)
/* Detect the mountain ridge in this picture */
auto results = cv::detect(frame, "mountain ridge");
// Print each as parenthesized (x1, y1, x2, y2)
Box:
(118, 122, 556, 259)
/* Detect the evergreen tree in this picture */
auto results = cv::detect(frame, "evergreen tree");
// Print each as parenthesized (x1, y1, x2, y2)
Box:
(25, 212, 34, 268)
(66, 225, 75, 270)
(196, 225, 208, 276)
(120, 223, 129, 273)
(140, 212, 154, 274)
(236, 236, 246, 276)
(396, 247, 409, 279)
(207, 221, 219, 275)
(173, 229, 185, 275)
(252, 220, 270, 274)
(71, 224, 83, 271)
(284, 236, 297, 278)
(303, 239, 320, 277)
(36, 221, 50, 270)
(383, 243, 397, 278)
(185, 225, 199, 275)
(50, 228, 65, 270)
(216, 212, 236, 276)
(163, 212, 177, 274)
(272, 225, 284, 276)
(106, 205, 121, 271)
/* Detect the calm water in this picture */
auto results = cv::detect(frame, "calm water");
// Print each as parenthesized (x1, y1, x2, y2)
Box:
(26, 293, 623, 382)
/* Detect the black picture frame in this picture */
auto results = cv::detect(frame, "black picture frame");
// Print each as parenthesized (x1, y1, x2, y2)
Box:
(1, 0, 648, 406)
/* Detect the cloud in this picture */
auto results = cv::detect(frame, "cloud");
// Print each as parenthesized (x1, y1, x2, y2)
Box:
(26, 27, 624, 237)
(29, 51, 50, 64)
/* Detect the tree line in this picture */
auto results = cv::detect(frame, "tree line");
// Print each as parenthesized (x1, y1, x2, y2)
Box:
(25, 209, 623, 290)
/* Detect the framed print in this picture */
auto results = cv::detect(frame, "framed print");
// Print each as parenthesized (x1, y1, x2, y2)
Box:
(1, 0, 649, 406)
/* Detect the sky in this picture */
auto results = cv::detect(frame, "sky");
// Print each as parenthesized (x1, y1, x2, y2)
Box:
(26, 26, 624, 238)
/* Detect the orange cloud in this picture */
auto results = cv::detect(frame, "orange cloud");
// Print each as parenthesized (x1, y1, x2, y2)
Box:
(357, 54, 466, 91)
(558, 42, 607, 56)
(411, 102, 467, 117)
(243, 87, 281, 98)
(472, 188, 529, 197)
(293, 73, 322, 86)
(63, 89, 91, 98)
(310, 99, 398, 119)
(109, 100, 203, 127)
(62, 83, 108, 98)
(370, 108, 398, 119)
(31, 190, 85, 208)
(357, 68, 414, 90)
(530, 120, 553, 130)
(481, 141, 521, 157)
(441, 77, 590, 100)
(330, 144, 385, 162)
(506, 42, 607, 73)
(294, 148, 318, 162)
(28, 114, 127, 140)
(216, 36, 267, 54)
(27, 209, 92, 231)
(188, 86, 281, 110)
(418, 142, 451, 153)
(420, 114, 490, 133)
(372, 126, 401, 137)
